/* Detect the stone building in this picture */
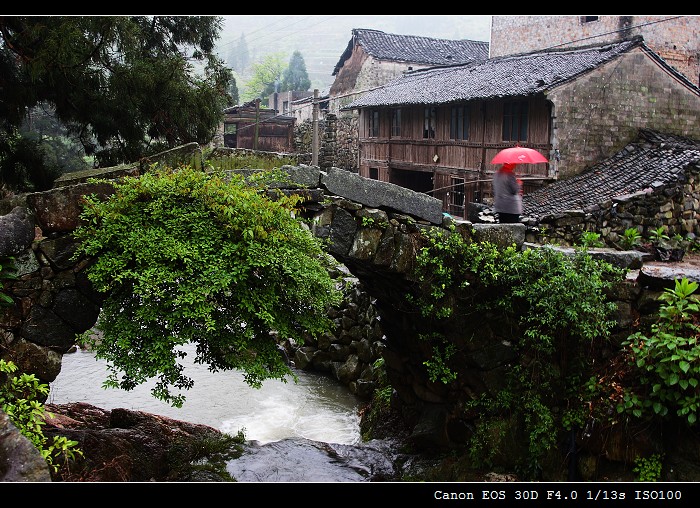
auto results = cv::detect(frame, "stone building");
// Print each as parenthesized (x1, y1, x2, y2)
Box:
(522, 129, 700, 245)
(328, 28, 489, 117)
(344, 37, 700, 219)
(490, 15, 700, 87)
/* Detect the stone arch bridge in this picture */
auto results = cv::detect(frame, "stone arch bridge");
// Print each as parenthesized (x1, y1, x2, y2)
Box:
(1, 143, 680, 459)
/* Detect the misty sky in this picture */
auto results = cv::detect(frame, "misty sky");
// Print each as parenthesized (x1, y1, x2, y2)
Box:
(217, 15, 493, 89)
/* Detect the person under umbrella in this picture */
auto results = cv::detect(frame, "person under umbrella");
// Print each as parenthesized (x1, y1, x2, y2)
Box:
(492, 162, 523, 223)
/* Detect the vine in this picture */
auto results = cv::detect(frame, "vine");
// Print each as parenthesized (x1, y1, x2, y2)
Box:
(408, 226, 624, 478)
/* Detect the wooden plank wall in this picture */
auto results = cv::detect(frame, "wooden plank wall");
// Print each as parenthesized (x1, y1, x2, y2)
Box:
(357, 98, 552, 216)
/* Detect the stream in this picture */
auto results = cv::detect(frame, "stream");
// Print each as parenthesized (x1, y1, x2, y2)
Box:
(48, 345, 402, 482)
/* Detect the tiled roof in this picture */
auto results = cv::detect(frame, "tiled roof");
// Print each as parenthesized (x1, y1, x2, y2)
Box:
(522, 129, 700, 218)
(344, 37, 699, 109)
(332, 28, 489, 76)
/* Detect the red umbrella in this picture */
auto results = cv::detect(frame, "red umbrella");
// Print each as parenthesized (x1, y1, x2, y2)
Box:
(491, 146, 549, 164)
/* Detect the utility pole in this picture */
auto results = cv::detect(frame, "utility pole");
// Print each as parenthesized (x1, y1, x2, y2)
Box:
(254, 98, 260, 151)
(312, 89, 319, 166)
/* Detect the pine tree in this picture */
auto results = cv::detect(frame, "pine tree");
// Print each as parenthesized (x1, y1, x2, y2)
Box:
(281, 51, 311, 92)
(227, 33, 250, 74)
(0, 16, 232, 190)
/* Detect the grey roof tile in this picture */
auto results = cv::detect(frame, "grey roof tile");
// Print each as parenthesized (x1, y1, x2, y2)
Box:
(522, 129, 700, 218)
(344, 37, 698, 108)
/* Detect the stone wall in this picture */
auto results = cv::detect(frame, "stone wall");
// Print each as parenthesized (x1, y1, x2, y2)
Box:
(523, 165, 700, 247)
(294, 114, 358, 172)
(489, 15, 700, 86)
(548, 50, 700, 179)
(281, 270, 385, 400)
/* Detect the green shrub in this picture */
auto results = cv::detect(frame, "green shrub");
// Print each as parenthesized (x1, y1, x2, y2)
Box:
(633, 453, 664, 482)
(408, 226, 624, 478)
(0, 359, 83, 472)
(620, 228, 642, 250)
(72, 164, 343, 407)
(620, 278, 700, 425)
(648, 226, 670, 244)
(578, 231, 604, 248)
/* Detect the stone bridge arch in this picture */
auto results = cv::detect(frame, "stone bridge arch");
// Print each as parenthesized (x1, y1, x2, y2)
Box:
(0, 144, 475, 390)
(3, 143, 675, 459)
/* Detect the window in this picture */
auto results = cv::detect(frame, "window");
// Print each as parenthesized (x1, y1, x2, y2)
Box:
(423, 107, 436, 139)
(368, 109, 379, 137)
(502, 101, 529, 142)
(581, 16, 599, 23)
(391, 108, 402, 137)
(449, 177, 465, 215)
(369, 167, 379, 180)
(224, 123, 237, 135)
(450, 106, 469, 140)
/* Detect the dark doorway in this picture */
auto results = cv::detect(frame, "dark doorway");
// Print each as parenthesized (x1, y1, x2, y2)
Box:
(389, 168, 433, 193)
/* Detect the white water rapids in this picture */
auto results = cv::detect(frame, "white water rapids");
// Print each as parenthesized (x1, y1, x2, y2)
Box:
(48, 345, 363, 446)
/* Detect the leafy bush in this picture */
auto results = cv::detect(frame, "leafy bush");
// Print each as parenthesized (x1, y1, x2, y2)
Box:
(409, 226, 624, 477)
(620, 278, 700, 425)
(72, 164, 343, 406)
(0, 359, 83, 472)
(633, 453, 664, 482)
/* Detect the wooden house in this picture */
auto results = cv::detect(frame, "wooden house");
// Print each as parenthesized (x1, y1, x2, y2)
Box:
(222, 100, 295, 153)
(329, 28, 489, 117)
(343, 36, 700, 219)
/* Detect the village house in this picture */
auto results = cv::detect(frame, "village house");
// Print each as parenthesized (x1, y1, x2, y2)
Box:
(219, 99, 296, 153)
(342, 36, 700, 220)
(287, 28, 490, 170)
(327, 28, 489, 118)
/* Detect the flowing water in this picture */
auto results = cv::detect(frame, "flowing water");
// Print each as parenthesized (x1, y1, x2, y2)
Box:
(49, 345, 363, 445)
(48, 345, 404, 481)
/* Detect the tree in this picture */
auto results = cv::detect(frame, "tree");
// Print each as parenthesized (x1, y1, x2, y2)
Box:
(227, 33, 250, 74)
(228, 75, 240, 106)
(0, 16, 233, 190)
(72, 165, 343, 407)
(241, 53, 285, 103)
(281, 51, 311, 92)
(22, 103, 93, 172)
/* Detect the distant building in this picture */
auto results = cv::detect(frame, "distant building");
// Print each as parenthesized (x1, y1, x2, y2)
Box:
(267, 91, 314, 115)
(220, 100, 295, 153)
(289, 89, 330, 123)
(328, 29, 489, 117)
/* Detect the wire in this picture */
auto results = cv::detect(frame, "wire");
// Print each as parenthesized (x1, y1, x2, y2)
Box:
(541, 15, 685, 51)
